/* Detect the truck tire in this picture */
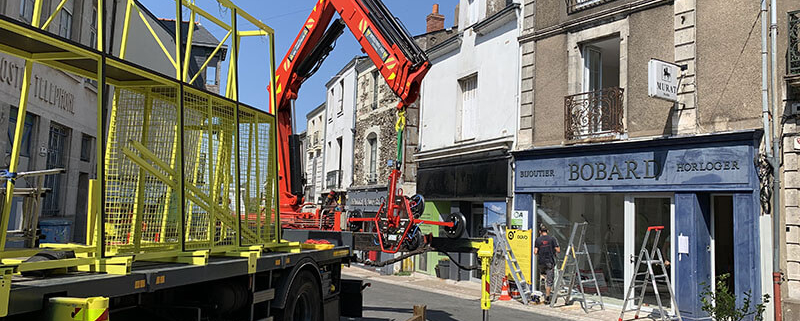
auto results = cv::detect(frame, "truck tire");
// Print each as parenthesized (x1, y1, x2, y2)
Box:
(275, 271, 322, 321)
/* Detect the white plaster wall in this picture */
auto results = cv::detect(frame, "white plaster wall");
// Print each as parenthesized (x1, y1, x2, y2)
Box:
(419, 2, 519, 152)
(323, 65, 358, 191)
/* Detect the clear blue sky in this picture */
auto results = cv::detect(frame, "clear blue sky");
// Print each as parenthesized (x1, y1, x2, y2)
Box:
(137, 0, 457, 133)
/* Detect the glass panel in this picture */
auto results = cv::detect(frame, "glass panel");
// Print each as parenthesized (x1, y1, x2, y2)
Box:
(537, 193, 626, 301)
(634, 197, 672, 308)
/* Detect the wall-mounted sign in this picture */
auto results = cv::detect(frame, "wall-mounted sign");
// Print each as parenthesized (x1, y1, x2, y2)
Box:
(648, 59, 681, 102)
(510, 210, 528, 230)
(515, 142, 756, 192)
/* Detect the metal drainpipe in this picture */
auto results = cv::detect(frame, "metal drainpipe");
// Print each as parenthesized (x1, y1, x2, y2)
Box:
(769, 0, 783, 319)
(762, 0, 772, 158)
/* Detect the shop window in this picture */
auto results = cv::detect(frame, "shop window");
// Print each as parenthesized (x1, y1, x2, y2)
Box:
(537, 193, 625, 301)
(7, 106, 35, 157)
(458, 74, 478, 140)
(80, 134, 93, 162)
(58, 0, 73, 39)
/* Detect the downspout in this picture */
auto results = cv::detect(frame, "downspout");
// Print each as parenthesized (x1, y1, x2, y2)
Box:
(769, 0, 783, 319)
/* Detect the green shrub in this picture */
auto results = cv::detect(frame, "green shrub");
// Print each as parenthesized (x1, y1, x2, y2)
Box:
(699, 274, 769, 321)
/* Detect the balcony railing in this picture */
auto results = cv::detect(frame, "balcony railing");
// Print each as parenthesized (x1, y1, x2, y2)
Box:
(367, 172, 378, 185)
(564, 87, 624, 141)
(326, 170, 342, 189)
(566, 0, 615, 13)
(790, 10, 800, 75)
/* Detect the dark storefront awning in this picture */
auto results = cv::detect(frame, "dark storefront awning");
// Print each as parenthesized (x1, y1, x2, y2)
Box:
(417, 158, 509, 199)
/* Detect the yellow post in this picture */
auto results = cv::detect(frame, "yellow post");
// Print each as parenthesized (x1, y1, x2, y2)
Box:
(119, 0, 133, 59)
(85, 179, 98, 246)
(182, 1, 195, 82)
(205, 98, 215, 246)
(477, 238, 493, 320)
(0, 268, 13, 317)
(268, 34, 280, 241)
(0, 61, 33, 250)
(47, 297, 109, 321)
(130, 92, 153, 251)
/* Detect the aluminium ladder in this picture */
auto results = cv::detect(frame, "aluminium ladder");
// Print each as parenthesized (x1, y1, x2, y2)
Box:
(618, 226, 681, 321)
(549, 222, 604, 312)
(492, 223, 533, 304)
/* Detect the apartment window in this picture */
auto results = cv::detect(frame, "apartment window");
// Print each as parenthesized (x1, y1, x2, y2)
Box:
(458, 74, 478, 140)
(367, 133, 377, 183)
(80, 134, 93, 162)
(337, 79, 344, 114)
(371, 70, 379, 110)
(19, 0, 33, 21)
(565, 36, 623, 140)
(206, 65, 217, 85)
(88, 5, 97, 48)
(467, 0, 480, 25)
(58, 0, 73, 39)
(7, 106, 35, 157)
(43, 123, 70, 217)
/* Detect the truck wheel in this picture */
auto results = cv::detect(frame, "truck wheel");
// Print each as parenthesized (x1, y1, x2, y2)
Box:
(276, 271, 321, 321)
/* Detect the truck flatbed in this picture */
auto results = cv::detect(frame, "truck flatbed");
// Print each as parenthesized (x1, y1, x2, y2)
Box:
(7, 247, 351, 317)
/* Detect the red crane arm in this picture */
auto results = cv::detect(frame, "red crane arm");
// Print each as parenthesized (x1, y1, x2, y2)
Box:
(271, 0, 430, 212)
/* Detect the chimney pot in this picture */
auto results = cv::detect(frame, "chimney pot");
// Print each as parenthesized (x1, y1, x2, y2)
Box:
(426, 3, 445, 33)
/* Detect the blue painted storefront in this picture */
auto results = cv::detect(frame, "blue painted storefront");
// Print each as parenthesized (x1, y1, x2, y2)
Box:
(512, 130, 763, 321)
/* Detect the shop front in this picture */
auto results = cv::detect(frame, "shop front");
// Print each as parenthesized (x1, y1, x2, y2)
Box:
(512, 130, 764, 321)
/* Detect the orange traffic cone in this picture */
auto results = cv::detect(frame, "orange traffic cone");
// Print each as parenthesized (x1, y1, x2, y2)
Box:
(499, 276, 512, 301)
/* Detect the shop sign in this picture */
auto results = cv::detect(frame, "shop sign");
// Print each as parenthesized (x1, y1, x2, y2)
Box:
(648, 59, 681, 102)
(516, 144, 753, 192)
(0, 56, 75, 114)
(346, 186, 387, 213)
(510, 210, 528, 230)
(504, 229, 532, 284)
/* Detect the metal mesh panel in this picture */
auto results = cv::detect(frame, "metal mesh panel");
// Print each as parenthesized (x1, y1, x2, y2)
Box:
(103, 85, 278, 256)
(238, 108, 278, 245)
(104, 86, 181, 255)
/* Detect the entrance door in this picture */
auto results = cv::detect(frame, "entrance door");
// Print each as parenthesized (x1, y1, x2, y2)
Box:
(625, 195, 674, 308)
(712, 195, 735, 292)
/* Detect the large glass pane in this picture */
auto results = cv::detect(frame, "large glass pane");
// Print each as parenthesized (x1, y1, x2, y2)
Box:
(633, 197, 672, 308)
(537, 193, 626, 301)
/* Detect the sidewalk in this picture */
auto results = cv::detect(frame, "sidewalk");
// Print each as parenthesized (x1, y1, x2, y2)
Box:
(343, 265, 625, 321)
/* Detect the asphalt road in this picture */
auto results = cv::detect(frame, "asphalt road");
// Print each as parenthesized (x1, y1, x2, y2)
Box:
(340, 276, 570, 321)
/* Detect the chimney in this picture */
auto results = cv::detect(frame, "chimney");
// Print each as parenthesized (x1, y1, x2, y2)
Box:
(426, 4, 445, 33)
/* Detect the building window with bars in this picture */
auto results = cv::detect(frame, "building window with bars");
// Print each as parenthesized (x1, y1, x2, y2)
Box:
(43, 123, 70, 217)
(7, 106, 35, 157)
(80, 134, 93, 162)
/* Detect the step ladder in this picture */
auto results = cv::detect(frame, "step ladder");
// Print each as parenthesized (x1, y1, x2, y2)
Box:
(549, 222, 604, 313)
(492, 223, 533, 304)
(618, 226, 681, 321)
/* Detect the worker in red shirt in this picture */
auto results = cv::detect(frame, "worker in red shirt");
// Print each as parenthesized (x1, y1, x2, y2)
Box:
(534, 225, 560, 303)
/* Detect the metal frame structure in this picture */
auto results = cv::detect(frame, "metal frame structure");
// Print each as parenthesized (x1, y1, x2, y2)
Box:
(0, 0, 290, 316)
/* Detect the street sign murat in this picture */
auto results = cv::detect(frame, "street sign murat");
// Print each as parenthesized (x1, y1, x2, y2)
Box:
(648, 59, 681, 102)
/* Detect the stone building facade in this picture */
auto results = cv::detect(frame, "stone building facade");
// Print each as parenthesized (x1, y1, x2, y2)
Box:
(347, 4, 457, 218)
(515, 0, 799, 319)
(304, 103, 326, 204)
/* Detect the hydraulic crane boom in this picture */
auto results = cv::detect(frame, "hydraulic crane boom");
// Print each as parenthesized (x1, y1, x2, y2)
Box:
(271, 0, 430, 213)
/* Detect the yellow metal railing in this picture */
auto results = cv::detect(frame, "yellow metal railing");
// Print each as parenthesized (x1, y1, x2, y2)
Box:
(0, 0, 284, 292)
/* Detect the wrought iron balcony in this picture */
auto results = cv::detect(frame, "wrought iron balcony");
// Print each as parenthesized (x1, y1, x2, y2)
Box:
(326, 170, 342, 189)
(366, 172, 378, 185)
(790, 10, 800, 76)
(567, 0, 615, 14)
(564, 87, 625, 141)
